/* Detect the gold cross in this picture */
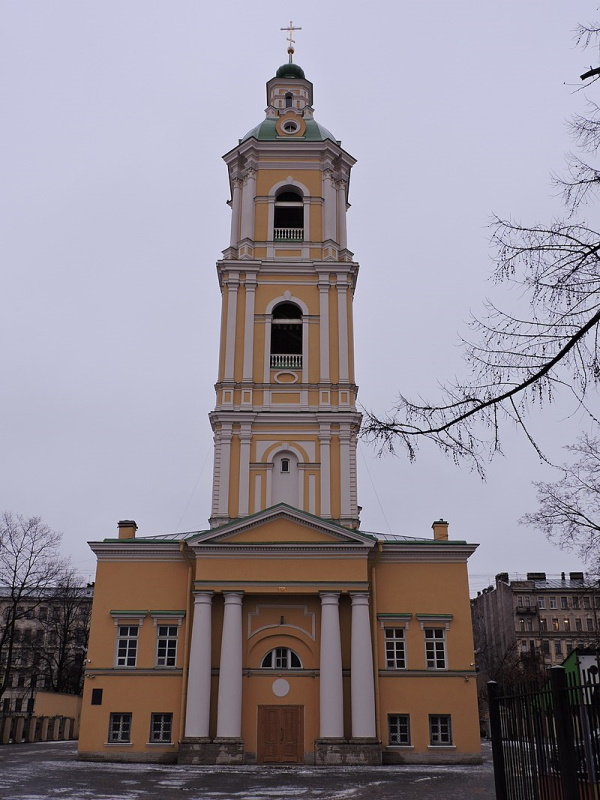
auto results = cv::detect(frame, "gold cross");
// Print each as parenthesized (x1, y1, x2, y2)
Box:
(280, 20, 302, 52)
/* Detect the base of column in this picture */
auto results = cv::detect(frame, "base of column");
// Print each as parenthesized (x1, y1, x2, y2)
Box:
(314, 738, 381, 766)
(178, 737, 244, 765)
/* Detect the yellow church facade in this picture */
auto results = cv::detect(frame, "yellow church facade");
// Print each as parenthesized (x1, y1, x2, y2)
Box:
(78, 45, 481, 766)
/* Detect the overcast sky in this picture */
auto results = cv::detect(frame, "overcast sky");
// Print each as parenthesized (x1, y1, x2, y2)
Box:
(2, 1, 598, 593)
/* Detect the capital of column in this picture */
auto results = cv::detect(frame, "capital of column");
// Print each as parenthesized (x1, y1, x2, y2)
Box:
(193, 591, 214, 606)
(350, 592, 370, 606)
(320, 591, 341, 605)
(223, 591, 244, 605)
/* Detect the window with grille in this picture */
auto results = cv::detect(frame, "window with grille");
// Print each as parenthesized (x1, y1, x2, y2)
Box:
(429, 714, 452, 745)
(384, 628, 406, 669)
(116, 626, 138, 667)
(156, 625, 178, 667)
(388, 714, 411, 745)
(150, 713, 173, 743)
(108, 713, 132, 743)
(260, 647, 302, 669)
(424, 628, 447, 670)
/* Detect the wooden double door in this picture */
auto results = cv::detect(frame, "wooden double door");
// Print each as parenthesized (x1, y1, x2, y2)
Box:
(257, 705, 304, 764)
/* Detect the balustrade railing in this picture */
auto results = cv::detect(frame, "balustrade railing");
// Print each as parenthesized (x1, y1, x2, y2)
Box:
(271, 354, 302, 369)
(274, 228, 304, 241)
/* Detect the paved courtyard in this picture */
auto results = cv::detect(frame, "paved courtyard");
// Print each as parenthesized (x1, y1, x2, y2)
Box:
(0, 740, 496, 799)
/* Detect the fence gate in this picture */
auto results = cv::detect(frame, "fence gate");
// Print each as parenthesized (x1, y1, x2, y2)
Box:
(488, 667, 600, 800)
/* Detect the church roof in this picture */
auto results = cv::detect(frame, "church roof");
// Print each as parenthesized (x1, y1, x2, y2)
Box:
(275, 62, 306, 79)
(241, 118, 338, 144)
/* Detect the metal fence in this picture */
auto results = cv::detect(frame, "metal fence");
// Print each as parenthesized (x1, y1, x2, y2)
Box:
(488, 666, 600, 800)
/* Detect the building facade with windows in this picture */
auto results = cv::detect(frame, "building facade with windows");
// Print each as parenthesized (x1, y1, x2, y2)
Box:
(472, 571, 600, 683)
(0, 585, 92, 716)
(78, 49, 481, 766)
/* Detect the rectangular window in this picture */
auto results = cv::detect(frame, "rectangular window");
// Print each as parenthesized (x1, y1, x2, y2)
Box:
(108, 713, 132, 743)
(385, 628, 406, 669)
(526, 619, 533, 632)
(538, 597, 546, 610)
(540, 618, 548, 632)
(584, 597, 591, 609)
(424, 628, 447, 670)
(116, 626, 139, 667)
(550, 597, 557, 609)
(388, 714, 411, 745)
(429, 714, 452, 746)
(524, 595, 531, 607)
(561, 597, 568, 610)
(542, 640, 550, 655)
(587, 618, 594, 632)
(521, 639, 528, 653)
(554, 640, 562, 656)
(516, 595, 523, 606)
(150, 713, 173, 743)
(14, 699, 22, 713)
(564, 618, 571, 632)
(576, 618, 582, 631)
(552, 618, 559, 632)
(2, 699, 9, 713)
(572, 597, 580, 609)
(156, 626, 178, 667)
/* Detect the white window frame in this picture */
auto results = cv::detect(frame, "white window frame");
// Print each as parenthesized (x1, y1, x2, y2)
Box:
(150, 613, 184, 668)
(111, 612, 146, 668)
(429, 714, 452, 746)
(149, 712, 173, 744)
(260, 647, 302, 669)
(384, 628, 407, 669)
(108, 712, 132, 743)
(388, 714, 411, 746)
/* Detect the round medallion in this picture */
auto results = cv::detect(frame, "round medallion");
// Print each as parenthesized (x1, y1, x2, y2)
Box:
(272, 678, 290, 697)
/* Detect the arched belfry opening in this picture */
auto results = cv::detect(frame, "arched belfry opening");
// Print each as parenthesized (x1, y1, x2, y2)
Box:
(274, 189, 304, 241)
(270, 302, 302, 369)
(271, 450, 300, 508)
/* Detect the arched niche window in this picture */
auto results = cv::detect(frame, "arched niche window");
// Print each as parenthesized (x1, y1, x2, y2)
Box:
(261, 647, 302, 669)
(270, 302, 302, 369)
(285, 93, 293, 108)
(274, 190, 304, 241)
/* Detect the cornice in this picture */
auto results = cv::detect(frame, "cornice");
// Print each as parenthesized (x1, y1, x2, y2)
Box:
(209, 410, 362, 425)
(188, 545, 370, 559)
(378, 543, 478, 563)
(222, 139, 356, 168)
(88, 541, 185, 562)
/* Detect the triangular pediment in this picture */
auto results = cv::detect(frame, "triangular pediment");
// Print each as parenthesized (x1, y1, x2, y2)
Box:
(186, 505, 375, 547)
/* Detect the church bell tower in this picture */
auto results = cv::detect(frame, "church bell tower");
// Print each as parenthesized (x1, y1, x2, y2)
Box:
(209, 36, 361, 530)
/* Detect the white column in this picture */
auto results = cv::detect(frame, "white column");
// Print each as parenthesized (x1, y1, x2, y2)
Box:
(242, 275, 257, 383)
(216, 592, 244, 738)
(319, 426, 331, 518)
(184, 592, 213, 737)
(350, 593, 376, 738)
(240, 167, 256, 241)
(318, 278, 330, 383)
(238, 425, 252, 516)
(230, 177, 243, 247)
(223, 273, 239, 382)
(319, 592, 344, 738)
(337, 278, 349, 384)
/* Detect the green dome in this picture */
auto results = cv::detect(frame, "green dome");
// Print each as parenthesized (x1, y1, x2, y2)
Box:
(275, 62, 305, 80)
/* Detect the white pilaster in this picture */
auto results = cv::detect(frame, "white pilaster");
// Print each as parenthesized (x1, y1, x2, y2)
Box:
(318, 278, 330, 383)
(339, 424, 352, 520)
(242, 275, 257, 383)
(223, 273, 239, 382)
(337, 277, 349, 384)
(184, 592, 213, 738)
(319, 592, 344, 738)
(336, 179, 348, 250)
(238, 425, 252, 517)
(216, 592, 244, 738)
(230, 177, 243, 247)
(217, 424, 233, 519)
(240, 167, 256, 241)
(322, 169, 337, 242)
(319, 425, 331, 518)
(350, 593, 376, 738)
